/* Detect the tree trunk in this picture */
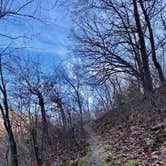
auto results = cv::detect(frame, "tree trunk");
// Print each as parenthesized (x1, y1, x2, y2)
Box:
(76, 91, 83, 132)
(7, 125, 18, 166)
(31, 128, 42, 166)
(55, 98, 67, 131)
(0, 55, 18, 166)
(0, 107, 18, 166)
(139, 0, 166, 85)
(133, 0, 154, 100)
(60, 107, 67, 131)
(37, 92, 50, 144)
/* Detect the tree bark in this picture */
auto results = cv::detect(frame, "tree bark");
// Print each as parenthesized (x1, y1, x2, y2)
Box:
(31, 128, 42, 166)
(56, 98, 67, 131)
(139, 0, 166, 85)
(0, 101, 18, 166)
(132, 0, 154, 100)
(0, 55, 18, 166)
(37, 92, 50, 144)
(6, 122, 18, 166)
(76, 90, 83, 132)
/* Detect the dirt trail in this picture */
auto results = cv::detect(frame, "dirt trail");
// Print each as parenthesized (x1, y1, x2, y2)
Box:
(84, 125, 105, 166)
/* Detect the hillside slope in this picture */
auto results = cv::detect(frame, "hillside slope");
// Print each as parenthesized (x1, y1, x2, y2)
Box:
(73, 110, 166, 166)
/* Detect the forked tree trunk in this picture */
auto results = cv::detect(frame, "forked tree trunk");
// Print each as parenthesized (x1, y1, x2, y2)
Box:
(132, 0, 155, 108)
(139, 0, 166, 85)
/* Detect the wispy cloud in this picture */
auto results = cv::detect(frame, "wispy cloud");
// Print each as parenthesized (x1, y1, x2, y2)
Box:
(0, 0, 72, 64)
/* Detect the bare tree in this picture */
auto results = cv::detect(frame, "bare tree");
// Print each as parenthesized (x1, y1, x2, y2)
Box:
(132, 0, 153, 99)
(0, 1, 40, 164)
(58, 66, 85, 132)
(0, 55, 18, 166)
(11, 58, 51, 144)
(138, 0, 166, 85)
(48, 83, 68, 132)
(72, 0, 166, 107)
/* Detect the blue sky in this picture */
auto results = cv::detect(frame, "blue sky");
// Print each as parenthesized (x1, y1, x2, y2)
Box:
(0, 0, 72, 70)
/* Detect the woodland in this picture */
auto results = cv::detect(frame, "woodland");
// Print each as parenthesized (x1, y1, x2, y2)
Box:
(0, 0, 166, 166)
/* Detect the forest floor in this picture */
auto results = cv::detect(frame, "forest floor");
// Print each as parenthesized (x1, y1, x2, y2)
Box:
(72, 111, 166, 166)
